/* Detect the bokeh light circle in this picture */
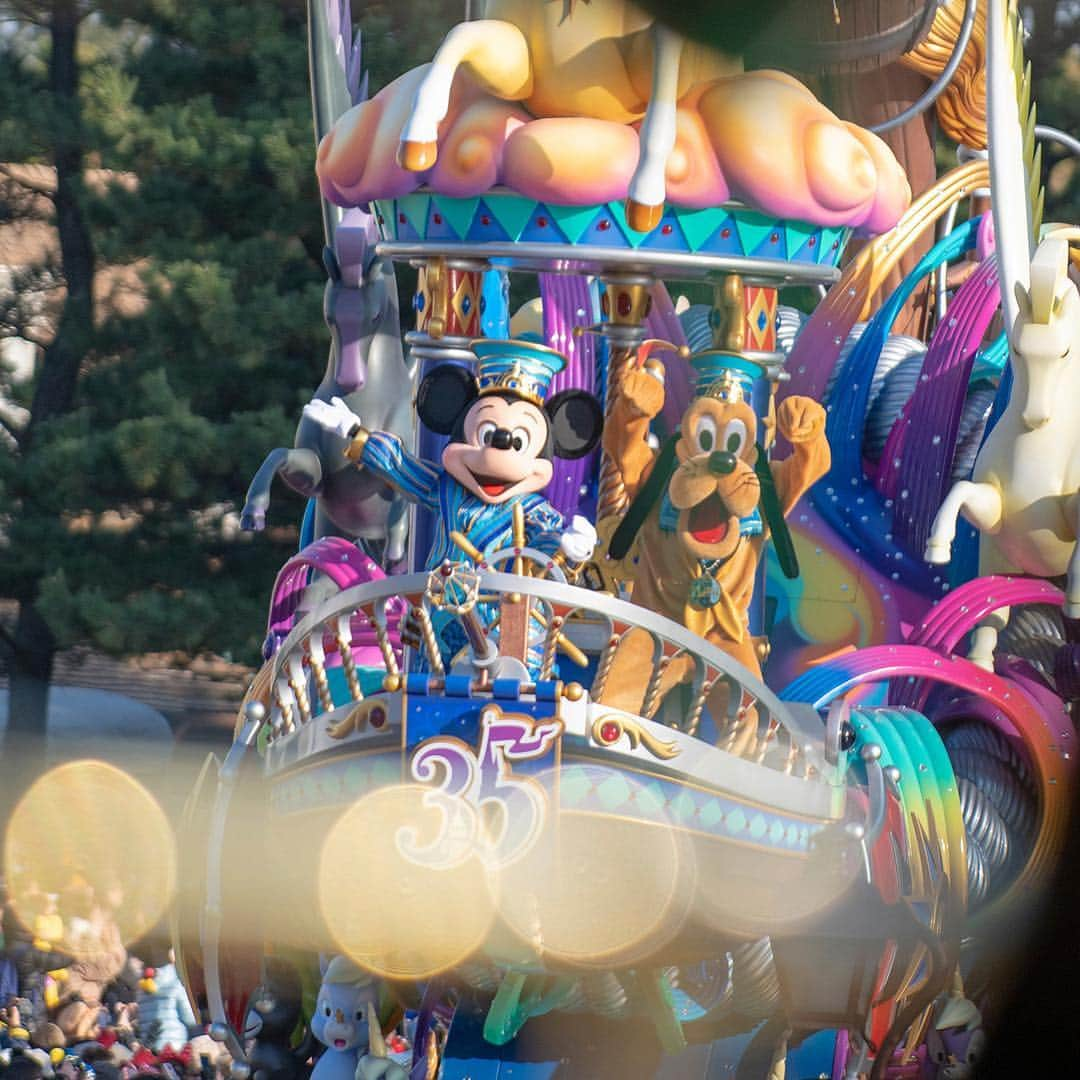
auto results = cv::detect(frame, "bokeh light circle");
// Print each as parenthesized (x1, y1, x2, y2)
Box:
(3, 760, 177, 956)
(498, 766, 694, 967)
(318, 783, 498, 980)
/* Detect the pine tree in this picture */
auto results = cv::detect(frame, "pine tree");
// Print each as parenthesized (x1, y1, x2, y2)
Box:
(1, 0, 101, 761)
(0, 0, 333, 771)
(0, 0, 461, 784)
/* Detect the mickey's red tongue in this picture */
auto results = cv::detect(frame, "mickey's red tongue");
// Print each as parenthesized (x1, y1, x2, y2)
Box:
(688, 493, 730, 545)
(472, 471, 510, 497)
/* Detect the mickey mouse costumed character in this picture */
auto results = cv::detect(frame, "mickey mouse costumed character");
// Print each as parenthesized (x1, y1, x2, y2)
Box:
(304, 339, 603, 576)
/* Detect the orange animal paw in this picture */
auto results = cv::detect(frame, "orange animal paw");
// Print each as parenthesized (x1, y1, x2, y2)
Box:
(621, 368, 667, 420)
(777, 396, 826, 444)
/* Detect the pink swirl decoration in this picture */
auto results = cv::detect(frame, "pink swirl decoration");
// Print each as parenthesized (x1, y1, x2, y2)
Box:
(265, 537, 404, 665)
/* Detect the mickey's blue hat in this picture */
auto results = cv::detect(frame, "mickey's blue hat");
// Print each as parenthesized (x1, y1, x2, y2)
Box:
(690, 352, 765, 405)
(471, 339, 567, 407)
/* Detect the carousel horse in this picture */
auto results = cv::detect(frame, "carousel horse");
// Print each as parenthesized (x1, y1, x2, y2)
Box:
(239, 208, 412, 565)
(241, 6, 412, 562)
(316, 0, 910, 233)
(925, 235, 1080, 666)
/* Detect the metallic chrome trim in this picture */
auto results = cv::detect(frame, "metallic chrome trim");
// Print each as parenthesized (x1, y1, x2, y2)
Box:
(267, 569, 834, 794)
(376, 241, 843, 287)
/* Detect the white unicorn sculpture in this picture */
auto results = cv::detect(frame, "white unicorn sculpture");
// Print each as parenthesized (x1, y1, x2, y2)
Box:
(925, 236, 1080, 666)
(924, 0, 1080, 668)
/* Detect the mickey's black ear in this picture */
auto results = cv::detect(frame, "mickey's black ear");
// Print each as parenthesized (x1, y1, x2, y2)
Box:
(545, 390, 603, 460)
(416, 363, 478, 435)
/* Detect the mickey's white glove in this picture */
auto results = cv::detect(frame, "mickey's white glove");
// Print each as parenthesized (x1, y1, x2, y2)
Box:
(560, 515, 598, 564)
(303, 395, 363, 439)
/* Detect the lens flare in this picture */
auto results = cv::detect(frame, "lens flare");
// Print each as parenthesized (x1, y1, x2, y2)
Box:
(318, 784, 498, 980)
(693, 823, 862, 938)
(3, 760, 177, 956)
(498, 767, 694, 967)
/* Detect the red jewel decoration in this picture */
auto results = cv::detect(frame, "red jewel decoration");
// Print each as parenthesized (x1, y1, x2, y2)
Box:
(808, 236, 817, 247)
(433, 213, 443, 225)
(369, 706, 386, 729)
(832, 239, 840, 249)
(398, 213, 406, 224)
(599, 721, 620, 744)
(770, 232, 779, 243)
(721, 227, 731, 239)
(661, 224, 672, 235)
(597, 219, 611, 231)
(537, 216, 548, 228)
(616, 292, 632, 317)
(481, 215, 491, 225)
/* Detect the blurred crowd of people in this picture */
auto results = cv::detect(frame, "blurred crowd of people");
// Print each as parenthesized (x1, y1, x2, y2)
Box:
(0, 880, 226, 1080)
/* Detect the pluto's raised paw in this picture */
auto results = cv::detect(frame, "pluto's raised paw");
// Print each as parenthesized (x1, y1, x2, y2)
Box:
(620, 368, 666, 420)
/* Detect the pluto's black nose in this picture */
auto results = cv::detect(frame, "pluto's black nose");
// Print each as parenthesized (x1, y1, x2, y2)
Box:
(708, 450, 736, 475)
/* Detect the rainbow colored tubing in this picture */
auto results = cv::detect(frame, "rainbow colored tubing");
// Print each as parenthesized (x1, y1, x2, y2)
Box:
(851, 707, 967, 933)
(848, 706, 968, 1066)
(781, 642, 1075, 915)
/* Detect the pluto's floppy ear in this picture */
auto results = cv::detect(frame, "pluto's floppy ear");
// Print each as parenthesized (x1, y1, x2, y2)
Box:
(754, 444, 799, 580)
(609, 433, 680, 560)
(545, 390, 603, 459)
(416, 364, 478, 435)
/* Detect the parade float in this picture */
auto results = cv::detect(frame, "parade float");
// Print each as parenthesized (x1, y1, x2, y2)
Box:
(176, 0, 1080, 1076)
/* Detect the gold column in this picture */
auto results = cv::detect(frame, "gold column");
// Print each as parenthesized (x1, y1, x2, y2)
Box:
(593, 276, 655, 522)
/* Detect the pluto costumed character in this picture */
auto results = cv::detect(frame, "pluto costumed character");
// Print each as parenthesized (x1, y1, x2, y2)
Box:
(601, 353, 829, 740)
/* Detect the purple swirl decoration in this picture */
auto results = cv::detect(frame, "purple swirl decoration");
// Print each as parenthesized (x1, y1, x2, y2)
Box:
(891, 575, 1064, 708)
(877, 258, 1000, 554)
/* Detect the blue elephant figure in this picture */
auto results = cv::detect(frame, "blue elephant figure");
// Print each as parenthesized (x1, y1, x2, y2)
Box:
(310, 957, 407, 1080)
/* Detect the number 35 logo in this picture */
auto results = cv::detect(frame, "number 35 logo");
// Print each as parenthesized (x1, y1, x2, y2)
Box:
(399, 705, 562, 870)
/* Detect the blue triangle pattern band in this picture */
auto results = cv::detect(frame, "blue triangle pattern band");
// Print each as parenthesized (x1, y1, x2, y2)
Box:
(371, 196, 850, 268)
